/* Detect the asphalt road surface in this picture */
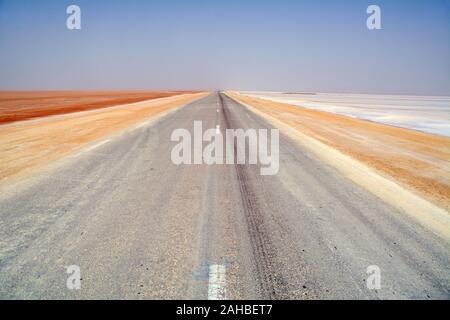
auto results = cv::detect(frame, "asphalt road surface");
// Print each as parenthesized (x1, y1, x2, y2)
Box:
(0, 92, 449, 299)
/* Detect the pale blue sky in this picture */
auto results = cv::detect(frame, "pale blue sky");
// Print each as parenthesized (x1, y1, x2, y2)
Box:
(0, 0, 449, 95)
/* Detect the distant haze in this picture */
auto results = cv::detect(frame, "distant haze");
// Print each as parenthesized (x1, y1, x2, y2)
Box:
(0, 0, 449, 95)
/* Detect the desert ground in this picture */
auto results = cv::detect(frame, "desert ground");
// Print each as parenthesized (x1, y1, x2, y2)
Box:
(0, 92, 448, 299)
(0, 92, 208, 184)
(241, 91, 450, 137)
(228, 92, 450, 213)
(0, 91, 197, 124)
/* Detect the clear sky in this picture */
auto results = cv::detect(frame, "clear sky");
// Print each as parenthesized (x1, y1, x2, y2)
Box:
(0, 0, 449, 95)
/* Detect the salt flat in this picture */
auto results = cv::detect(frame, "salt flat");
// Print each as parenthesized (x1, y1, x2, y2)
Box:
(241, 92, 450, 137)
(229, 91, 450, 213)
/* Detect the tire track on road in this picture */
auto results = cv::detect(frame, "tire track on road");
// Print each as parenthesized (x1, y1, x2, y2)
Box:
(220, 93, 287, 299)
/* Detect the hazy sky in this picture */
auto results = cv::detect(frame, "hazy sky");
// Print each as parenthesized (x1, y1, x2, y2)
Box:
(0, 0, 449, 95)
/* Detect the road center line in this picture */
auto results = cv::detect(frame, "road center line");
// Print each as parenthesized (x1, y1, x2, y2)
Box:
(207, 264, 227, 300)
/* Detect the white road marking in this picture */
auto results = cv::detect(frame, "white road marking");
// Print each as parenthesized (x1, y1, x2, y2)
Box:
(216, 125, 221, 134)
(208, 264, 226, 300)
(82, 139, 110, 153)
(135, 122, 148, 129)
(217, 109, 219, 113)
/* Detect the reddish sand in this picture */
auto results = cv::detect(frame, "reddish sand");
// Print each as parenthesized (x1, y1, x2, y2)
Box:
(0, 92, 208, 183)
(0, 91, 197, 124)
(228, 92, 450, 212)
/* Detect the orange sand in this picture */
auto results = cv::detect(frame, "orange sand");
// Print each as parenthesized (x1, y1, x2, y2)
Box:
(0, 91, 197, 124)
(0, 92, 208, 183)
(228, 92, 450, 211)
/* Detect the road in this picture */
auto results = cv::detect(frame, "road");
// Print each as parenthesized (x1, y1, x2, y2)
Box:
(0, 92, 449, 299)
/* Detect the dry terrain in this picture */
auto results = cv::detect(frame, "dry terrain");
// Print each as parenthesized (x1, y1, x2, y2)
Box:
(0, 92, 449, 299)
(228, 92, 450, 212)
(0, 91, 196, 124)
(0, 92, 208, 184)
